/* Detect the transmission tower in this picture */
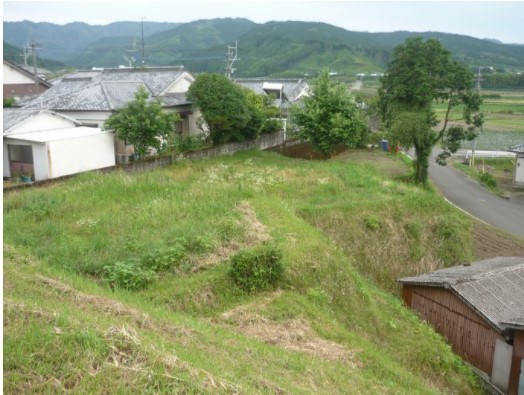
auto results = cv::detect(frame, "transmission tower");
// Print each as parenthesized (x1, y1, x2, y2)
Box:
(224, 41, 239, 79)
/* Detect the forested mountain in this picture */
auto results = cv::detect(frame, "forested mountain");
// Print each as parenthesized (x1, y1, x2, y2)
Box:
(3, 20, 179, 65)
(3, 41, 67, 71)
(4, 18, 524, 77)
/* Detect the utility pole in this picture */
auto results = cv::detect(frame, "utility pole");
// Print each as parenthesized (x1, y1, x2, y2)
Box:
(28, 40, 41, 95)
(224, 41, 239, 79)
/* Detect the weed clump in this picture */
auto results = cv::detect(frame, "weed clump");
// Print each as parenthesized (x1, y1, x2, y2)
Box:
(229, 243, 284, 292)
(479, 171, 497, 188)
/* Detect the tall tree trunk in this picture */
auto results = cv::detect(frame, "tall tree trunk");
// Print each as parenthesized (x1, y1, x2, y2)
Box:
(413, 142, 431, 184)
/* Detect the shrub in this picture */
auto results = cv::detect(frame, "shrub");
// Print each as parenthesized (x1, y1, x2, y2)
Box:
(479, 172, 497, 188)
(229, 244, 284, 292)
(103, 260, 155, 291)
(364, 215, 382, 231)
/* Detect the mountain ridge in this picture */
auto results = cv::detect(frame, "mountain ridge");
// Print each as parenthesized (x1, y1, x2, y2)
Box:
(4, 18, 524, 77)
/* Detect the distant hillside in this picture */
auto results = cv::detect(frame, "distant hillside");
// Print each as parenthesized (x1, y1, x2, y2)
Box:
(3, 41, 67, 71)
(3, 20, 179, 64)
(4, 19, 524, 77)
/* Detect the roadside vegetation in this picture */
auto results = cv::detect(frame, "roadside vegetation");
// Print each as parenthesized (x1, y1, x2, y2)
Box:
(4, 149, 482, 393)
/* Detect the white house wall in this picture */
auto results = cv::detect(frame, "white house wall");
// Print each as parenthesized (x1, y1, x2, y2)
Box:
(61, 111, 111, 128)
(47, 133, 115, 178)
(3, 63, 35, 84)
(164, 72, 194, 94)
(516, 156, 524, 185)
(3, 142, 10, 178)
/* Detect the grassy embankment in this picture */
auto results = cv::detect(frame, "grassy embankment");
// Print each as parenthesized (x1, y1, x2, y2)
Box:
(4, 149, 482, 394)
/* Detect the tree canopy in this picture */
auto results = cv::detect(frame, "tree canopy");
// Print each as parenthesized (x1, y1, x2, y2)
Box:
(379, 37, 482, 183)
(291, 69, 367, 158)
(104, 86, 179, 157)
(187, 73, 278, 146)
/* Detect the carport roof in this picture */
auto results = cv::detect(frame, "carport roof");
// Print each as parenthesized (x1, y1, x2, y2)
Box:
(5, 126, 109, 143)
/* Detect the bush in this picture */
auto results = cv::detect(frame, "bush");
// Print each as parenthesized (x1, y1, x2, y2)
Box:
(103, 260, 155, 291)
(364, 215, 382, 231)
(229, 244, 284, 292)
(479, 172, 497, 188)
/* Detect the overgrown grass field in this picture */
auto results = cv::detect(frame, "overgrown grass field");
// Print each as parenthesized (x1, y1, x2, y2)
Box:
(4, 150, 482, 393)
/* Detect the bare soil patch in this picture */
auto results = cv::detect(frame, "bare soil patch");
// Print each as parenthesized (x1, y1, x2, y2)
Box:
(472, 221, 524, 260)
(195, 201, 271, 270)
(220, 292, 361, 368)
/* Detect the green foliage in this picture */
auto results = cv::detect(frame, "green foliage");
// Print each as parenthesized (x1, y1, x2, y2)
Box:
(479, 171, 497, 187)
(187, 74, 254, 145)
(3, 96, 16, 107)
(103, 259, 155, 290)
(187, 74, 281, 146)
(379, 37, 483, 183)
(166, 134, 204, 154)
(242, 87, 282, 135)
(291, 69, 367, 158)
(364, 215, 382, 230)
(482, 73, 524, 90)
(389, 110, 435, 183)
(229, 244, 284, 292)
(103, 243, 188, 290)
(104, 86, 179, 157)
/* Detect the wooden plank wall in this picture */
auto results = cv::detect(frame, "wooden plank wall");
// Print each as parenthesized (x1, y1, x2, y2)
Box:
(406, 286, 504, 375)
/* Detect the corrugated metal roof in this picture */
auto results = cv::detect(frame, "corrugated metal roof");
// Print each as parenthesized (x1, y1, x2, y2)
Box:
(399, 257, 524, 332)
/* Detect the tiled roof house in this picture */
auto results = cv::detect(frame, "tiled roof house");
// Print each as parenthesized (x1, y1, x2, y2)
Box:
(21, 67, 200, 158)
(22, 67, 199, 133)
(3, 59, 52, 100)
(399, 257, 524, 394)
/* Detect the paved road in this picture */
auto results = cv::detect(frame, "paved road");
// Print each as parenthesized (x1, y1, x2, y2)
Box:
(426, 150, 524, 238)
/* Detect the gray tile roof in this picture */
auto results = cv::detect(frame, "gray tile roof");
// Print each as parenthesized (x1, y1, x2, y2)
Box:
(3, 108, 80, 134)
(509, 143, 524, 153)
(399, 257, 524, 332)
(22, 67, 191, 112)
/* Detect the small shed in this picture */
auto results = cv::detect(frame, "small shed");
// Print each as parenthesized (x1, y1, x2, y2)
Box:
(399, 257, 524, 394)
(3, 109, 115, 182)
(509, 144, 524, 186)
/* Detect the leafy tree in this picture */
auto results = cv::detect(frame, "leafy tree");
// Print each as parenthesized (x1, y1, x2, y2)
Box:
(104, 86, 179, 157)
(291, 69, 367, 158)
(379, 37, 482, 184)
(242, 87, 282, 136)
(187, 74, 252, 145)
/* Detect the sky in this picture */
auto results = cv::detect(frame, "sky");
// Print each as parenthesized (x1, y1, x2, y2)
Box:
(3, 0, 524, 44)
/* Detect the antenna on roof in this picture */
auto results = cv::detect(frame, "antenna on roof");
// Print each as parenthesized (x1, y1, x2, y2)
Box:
(141, 17, 146, 69)
(124, 38, 138, 68)
(224, 41, 239, 80)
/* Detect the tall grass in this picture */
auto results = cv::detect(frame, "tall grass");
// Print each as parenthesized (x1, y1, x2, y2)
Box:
(4, 149, 481, 394)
